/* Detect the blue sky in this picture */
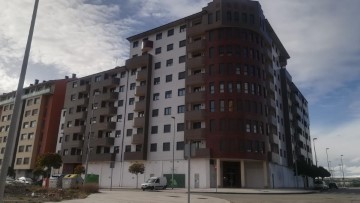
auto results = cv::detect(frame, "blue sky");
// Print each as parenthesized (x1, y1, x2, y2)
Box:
(0, 0, 359, 177)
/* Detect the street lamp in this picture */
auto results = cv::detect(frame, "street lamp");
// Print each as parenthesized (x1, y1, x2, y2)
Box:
(326, 148, 330, 172)
(313, 138, 318, 166)
(171, 116, 176, 189)
(341, 155, 345, 187)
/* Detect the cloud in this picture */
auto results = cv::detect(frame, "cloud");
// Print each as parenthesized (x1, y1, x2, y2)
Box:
(0, 0, 138, 93)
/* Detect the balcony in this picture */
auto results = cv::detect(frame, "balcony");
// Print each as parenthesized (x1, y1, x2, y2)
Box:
(124, 151, 144, 161)
(135, 86, 147, 96)
(71, 97, 89, 106)
(185, 74, 205, 86)
(185, 91, 205, 103)
(65, 140, 84, 148)
(186, 56, 204, 69)
(185, 128, 206, 141)
(91, 137, 115, 147)
(95, 122, 116, 130)
(76, 84, 90, 93)
(268, 152, 280, 163)
(90, 153, 115, 162)
(185, 110, 206, 121)
(65, 125, 86, 134)
(96, 107, 117, 115)
(62, 155, 82, 164)
(142, 40, 153, 52)
(187, 39, 205, 53)
(131, 133, 144, 145)
(102, 92, 118, 101)
(133, 117, 145, 128)
(134, 100, 146, 112)
(125, 54, 150, 70)
(192, 148, 210, 158)
(101, 78, 120, 87)
(187, 24, 205, 36)
(72, 111, 87, 120)
(136, 69, 148, 81)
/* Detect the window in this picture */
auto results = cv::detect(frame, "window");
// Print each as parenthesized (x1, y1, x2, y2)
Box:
(18, 146, 24, 152)
(180, 24, 186, 32)
(27, 99, 33, 106)
(177, 123, 184, 132)
(128, 113, 133, 120)
(167, 29, 174, 36)
(164, 107, 171, 115)
(236, 82, 241, 93)
(177, 105, 185, 113)
(156, 33, 162, 40)
(220, 100, 225, 112)
(209, 82, 215, 94)
(167, 44, 174, 51)
(32, 109, 38, 116)
(210, 100, 215, 112)
(126, 129, 133, 136)
(163, 142, 170, 151)
(165, 91, 172, 99)
(28, 133, 34, 139)
(228, 82, 233, 93)
(23, 122, 29, 128)
(16, 158, 22, 165)
(95, 75, 102, 82)
(166, 74, 172, 82)
(179, 55, 186, 63)
(244, 83, 249, 93)
(178, 71, 185, 80)
(136, 144, 142, 152)
(25, 110, 31, 117)
(130, 83, 136, 90)
(131, 69, 136, 75)
(150, 143, 157, 152)
(21, 134, 27, 140)
(72, 82, 78, 88)
(25, 145, 32, 152)
(125, 145, 131, 152)
(208, 13, 213, 24)
(119, 85, 125, 92)
(118, 100, 124, 107)
(166, 59, 173, 67)
(210, 119, 216, 132)
(151, 126, 158, 134)
(154, 77, 160, 85)
(117, 115, 122, 122)
(178, 88, 185, 96)
(34, 97, 40, 104)
(155, 47, 161, 54)
(176, 41, 185, 50)
(129, 98, 135, 105)
(153, 93, 159, 101)
(216, 10, 220, 21)
(219, 82, 225, 93)
(164, 124, 171, 133)
(152, 109, 159, 117)
(133, 41, 139, 48)
(120, 72, 126, 78)
(155, 62, 161, 69)
(176, 141, 184, 150)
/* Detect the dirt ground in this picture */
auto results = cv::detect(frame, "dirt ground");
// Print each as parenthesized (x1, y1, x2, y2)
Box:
(4, 183, 91, 202)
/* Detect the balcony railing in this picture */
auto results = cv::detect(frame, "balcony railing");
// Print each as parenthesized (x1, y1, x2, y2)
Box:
(124, 152, 144, 161)
(96, 107, 117, 115)
(94, 122, 116, 130)
(185, 91, 205, 103)
(136, 69, 148, 81)
(89, 153, 115, 162)
(185, 128, 206, 141)
(185, 110, 206, 121)
(185, 74, 205, 86)
(125, 54, 150, 70)
(135, 86, 147, 96)
(186, 56, 204, 69)
(133, 117, 145, 128)
(102, 92, 119, 101)
(131, 133, 144, 144)
(91, 137, 115, 147)
(134, 100, 146, 112)
(62, 155, 82, 163)
(187, 39, 205, 53)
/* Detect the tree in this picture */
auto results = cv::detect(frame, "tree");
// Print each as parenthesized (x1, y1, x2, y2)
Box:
(33, 153, 62, 178)
(74, 165, 85, 174)
(317, 166, 331, 180)
(128, 162, 145, 188)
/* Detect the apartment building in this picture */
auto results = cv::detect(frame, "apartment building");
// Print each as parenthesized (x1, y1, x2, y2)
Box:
(0, 78, 70, 177)
(58, 0, 312, 188)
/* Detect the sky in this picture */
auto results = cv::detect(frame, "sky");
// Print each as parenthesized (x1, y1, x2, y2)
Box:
(0, 0, 359, 177)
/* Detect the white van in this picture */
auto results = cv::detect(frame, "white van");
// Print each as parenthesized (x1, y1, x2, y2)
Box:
(141, 177, 167, 191)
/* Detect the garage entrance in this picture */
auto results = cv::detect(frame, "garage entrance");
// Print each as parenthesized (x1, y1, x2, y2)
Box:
(222, 161, 241, 188)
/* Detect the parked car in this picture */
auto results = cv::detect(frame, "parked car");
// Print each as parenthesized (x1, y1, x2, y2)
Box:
(5, 177, 15, 185)
(141, 177, 167, 191)
(314, 180, 328, 190)
(15, 177, 33, 184)
(328, 182, 338, 189)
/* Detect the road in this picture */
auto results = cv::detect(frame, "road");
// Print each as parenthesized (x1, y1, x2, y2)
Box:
(199, 188, 360, 203)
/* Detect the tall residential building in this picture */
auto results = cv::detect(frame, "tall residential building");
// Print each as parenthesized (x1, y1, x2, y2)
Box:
(0, 78, 71, 177)
(58, 0, 312, 188)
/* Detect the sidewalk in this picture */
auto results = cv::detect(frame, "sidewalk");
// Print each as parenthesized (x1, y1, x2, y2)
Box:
(46, 188, 317, 203)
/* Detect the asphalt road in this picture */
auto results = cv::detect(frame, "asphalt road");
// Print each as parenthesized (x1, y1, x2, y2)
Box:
(199, 188, 360, 203)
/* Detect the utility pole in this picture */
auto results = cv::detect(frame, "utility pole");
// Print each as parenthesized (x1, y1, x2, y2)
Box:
(171, 116, 175, 189)
(0, 0, 39, 201)
(340, 155, 345, 187)
(312, 138, 318, 166)
(326, 148, 330, 173)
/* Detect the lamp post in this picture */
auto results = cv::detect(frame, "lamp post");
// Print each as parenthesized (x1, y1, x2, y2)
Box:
(313, 138, 318, 166)
(84, 91, 98, 182)
(171, 116, 176, 189)
(341, 155, 345, 187)
(326, 148, 330, 171)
